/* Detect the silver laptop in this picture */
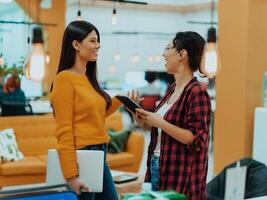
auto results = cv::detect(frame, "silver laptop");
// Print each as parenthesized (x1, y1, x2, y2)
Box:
(46, 149, 104, 192)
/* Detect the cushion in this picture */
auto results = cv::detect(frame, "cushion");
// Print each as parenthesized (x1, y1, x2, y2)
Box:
(1, 156, 46, 175)
(37, 154, 48, 163)
(105, 112, 123, 131)
(0, 128, 24, 162)
(107, 152, 135, 168)
(107, 129, 130, 153)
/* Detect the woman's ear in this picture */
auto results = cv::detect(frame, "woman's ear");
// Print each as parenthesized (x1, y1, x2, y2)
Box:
(72, 40, 80, 51)
(180, 49, 188, 59)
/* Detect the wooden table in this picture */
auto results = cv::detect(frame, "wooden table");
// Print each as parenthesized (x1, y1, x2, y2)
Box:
(111, 170, 144, 199)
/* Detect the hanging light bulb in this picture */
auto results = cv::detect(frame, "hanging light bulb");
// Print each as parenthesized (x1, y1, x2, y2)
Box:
(109, 65, 116, 73)
(0, 53, 4, 66)
(114, 52, 120, 62)
(204, 43, 217, 76)
(76, 0, 82, 21)
(154, 55, 161, 62)
(45, 51, 50, 64)
(0, 27, 3, 66)
(147, 56, 154, 64)
(112, 8, 118, 25)
(130, 54, 140, 64)
(201, 27, 219, 78)
(76, 10, 82, 21)
(26, 27, 46, 82)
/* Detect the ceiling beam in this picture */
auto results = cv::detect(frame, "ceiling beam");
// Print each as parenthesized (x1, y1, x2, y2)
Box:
(68, 0, 216, 13)
(15, 0, 41, 22)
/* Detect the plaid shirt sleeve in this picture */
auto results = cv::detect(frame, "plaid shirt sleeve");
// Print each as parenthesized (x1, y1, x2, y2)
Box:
(186, 85, 211, 152)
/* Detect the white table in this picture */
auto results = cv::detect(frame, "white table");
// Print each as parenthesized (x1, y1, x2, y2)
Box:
(29, 100, 52, 114)
(252, 107, 267, 166)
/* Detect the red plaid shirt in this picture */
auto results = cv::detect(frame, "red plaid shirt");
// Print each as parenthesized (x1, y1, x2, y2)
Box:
(145, 77, 211, 200)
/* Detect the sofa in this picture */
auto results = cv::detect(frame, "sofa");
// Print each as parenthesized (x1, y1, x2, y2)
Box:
(0, 112, 144, 187)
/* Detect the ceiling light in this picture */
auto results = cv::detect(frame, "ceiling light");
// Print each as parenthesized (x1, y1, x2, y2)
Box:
(0, 54, 4, 66)
(109, 65, 116, 72)
(76, 10, 82, 21)
(130, 54, 140, 64)
(114, 53, 120, 62)
(112, 8, 118, 25)
(26, 27, 46, 82)
(201, 27, 219, 78)
(45, 51, 50, 64)
(147, 56, 154, 64)
(154, 55, 161, 62)
(76, 0, 81, 21)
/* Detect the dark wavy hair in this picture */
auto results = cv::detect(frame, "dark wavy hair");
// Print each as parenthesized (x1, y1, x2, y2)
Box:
(51, 20, 111, 110)
(173, 31, 205, 73)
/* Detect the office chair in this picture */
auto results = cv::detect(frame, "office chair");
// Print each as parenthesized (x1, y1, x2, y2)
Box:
(139, 95, 161, 112)
(1, 101, 33, 116)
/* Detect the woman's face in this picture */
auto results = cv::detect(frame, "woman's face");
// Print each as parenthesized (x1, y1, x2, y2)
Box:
(162, 42, 182, 74)
(76, 30, 100, 62)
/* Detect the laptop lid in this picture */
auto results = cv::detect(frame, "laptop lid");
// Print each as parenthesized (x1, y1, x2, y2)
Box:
(46, 149, 104, 192)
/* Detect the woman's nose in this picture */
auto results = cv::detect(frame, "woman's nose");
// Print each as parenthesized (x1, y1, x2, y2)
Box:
(96, 42, 100, 49)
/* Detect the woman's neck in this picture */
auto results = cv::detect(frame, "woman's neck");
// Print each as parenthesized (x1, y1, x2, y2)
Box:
(174, 70, 193, 89)
(71, 56, 87, 75)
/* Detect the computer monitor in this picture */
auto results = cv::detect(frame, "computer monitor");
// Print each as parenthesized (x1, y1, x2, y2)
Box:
(20, 76, 42, 99)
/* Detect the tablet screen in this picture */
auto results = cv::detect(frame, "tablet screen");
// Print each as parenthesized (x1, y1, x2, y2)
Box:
(113, 174, 138, 184)
(116, 95, 141, 113)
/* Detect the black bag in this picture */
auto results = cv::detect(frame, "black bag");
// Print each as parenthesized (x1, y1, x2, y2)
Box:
(207, 158, 267, 199)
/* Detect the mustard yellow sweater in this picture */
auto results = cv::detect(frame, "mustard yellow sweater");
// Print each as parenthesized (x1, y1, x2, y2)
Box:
(50, 71, 122, 178)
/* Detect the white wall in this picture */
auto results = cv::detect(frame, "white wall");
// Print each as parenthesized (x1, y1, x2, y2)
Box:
(66, 5, 218, 84)
(0, 1, 217, 85)
(0, 2, 29, 66)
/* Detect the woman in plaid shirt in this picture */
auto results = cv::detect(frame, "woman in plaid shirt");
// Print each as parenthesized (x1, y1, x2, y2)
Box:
(135, 31, 211, 200)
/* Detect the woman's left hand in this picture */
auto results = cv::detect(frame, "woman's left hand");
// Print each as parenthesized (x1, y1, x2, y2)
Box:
(126, 90, 142, 103)
(135, 108, 164, 128)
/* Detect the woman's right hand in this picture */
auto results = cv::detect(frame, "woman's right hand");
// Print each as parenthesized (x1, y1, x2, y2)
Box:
(133, 112, 145, 126)
(133, 110, 151, 130)
(66, 176, 91, 195)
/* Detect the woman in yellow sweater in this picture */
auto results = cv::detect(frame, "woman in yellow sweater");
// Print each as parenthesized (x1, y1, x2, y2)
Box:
(50, 21, 137, 200)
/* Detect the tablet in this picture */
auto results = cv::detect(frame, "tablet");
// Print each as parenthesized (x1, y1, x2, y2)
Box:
(116, 95, 141, 113)
(113, 174, 138, 184)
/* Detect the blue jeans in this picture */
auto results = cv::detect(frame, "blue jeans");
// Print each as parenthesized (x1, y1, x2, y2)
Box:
(78, 144, 118, 200)
(150, 155, 159, 191)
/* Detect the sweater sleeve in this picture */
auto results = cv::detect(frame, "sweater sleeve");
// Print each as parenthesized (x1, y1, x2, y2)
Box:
(51, 74, 78, 179)
(105, 97, 122, 117)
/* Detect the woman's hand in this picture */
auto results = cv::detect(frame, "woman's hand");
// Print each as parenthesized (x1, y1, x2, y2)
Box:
(66, 176, 91, 195)
(133, 111, 146, 126)
(136, 108, 165, 128)
(126, 90, 142, 103)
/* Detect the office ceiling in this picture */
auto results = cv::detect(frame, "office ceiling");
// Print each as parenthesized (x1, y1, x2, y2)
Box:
(0, 0, 218, 15)
(67, 0, 217, 13)
(109, 0, 216, 6)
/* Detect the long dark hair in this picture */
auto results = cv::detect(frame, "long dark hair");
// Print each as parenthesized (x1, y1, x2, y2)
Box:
(51, 20, 111, 110)
(173, 31, 205, 73)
